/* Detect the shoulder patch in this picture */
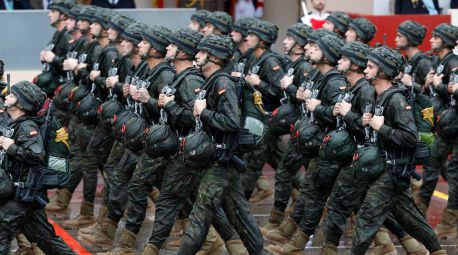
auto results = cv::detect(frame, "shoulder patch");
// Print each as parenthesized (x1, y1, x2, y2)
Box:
(29, 130, 38, 136)
(405, 105, 412, 110)
(272, 66, 280, 71)
(339, 86, 346, 90)
(194, 88, 201, 93)
(218, 88, 226, 95)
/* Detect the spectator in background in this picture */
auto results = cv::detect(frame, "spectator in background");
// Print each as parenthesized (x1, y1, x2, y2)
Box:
(394, 0, 440, 14)
(235, 0, 255, 20)
(299, 0, 329, 29)
(0, 0, 34, 10)
(91, 0, 135, 8)
(452, 0, 458, 9)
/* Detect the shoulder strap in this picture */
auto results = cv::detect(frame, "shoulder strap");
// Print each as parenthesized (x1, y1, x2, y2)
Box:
(144, 63, 174, 83)
(170, 68, 203, 90)
(376, 87, 405, 110)
(252, 52, 275, 69)
(315, 70, 343, 93)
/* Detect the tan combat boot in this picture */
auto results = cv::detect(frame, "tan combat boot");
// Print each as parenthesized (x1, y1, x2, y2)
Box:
(430, 250, 447, 255)
(266, 229, 309, 255)
(45, 189, 72, 217)
(249, 176, 273, 204)
(435, 208, 458, 239)
(78, 206, 108, 235)
(225, 240, 248, 255)
(264, 217, 297, 244)
(369, 228, 398, 255)
(410, 177, 423, 199)
(319, 243, 337, 255)
(196, 226, 225, 255)
(62, 200, 96, 229)
(77, 216, 117, 251)
(97, 229, 136, 255)
(142, 243, 159, 255)
(170, 217, 186, 237)
(260, 209, 285, 235)
(399, 235, 429, 255)
(285, 188, 299, 215)
(14, 234, 45, 255)
(414, 193, 429, 217)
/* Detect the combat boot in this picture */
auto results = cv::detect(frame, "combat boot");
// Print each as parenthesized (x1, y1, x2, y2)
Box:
(170, 218, 186, 237)
(260, 209, 285, 235)
(78, 216, 117, 251)
(266, 229, 309, 255)
(249, 176, 273, 204)
(410, 177, 422, 199)
(435, 208, 458, 239)
(196, 226, 225, 255)
(414, 194, 429, 217)
(162, 238, 181, 250)
(430, 250, 447, 255)
(319, 243, 337, 255)
(78, 206, 108, 235)
(62, 200, 95, 229)
(97, 229, 136, 255)
(142, 243, 159, 255)
(369, 228, 398, 255)
(149, 188, 160, 202)
(399, 235, 429, 255)
(264, 217, 297, 244)
(225, 240, 248, 255)
(14, 234, 45, 255)
(45, 189, 72, 217)
(285, 188, 299, 215)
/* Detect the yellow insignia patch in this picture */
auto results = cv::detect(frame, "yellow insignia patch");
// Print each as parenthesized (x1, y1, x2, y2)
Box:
(55, 128, 70, 149)
(218, 88, 226, 95)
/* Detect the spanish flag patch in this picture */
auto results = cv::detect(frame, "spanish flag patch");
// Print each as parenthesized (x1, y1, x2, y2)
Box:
(405, 105, 412, 110)
(194, 88, 201, 93)
(272, 66, 280, 71)
(218, 88, 226, 95)
(29, 130, 38, 136)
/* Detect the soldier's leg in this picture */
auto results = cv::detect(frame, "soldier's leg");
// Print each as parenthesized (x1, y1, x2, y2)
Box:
(243, 147, 264, 199)
(297, 158, 342, 236)
(125, 154, 166, 234)
(418, 137, 452, 207)
(351, 171, 401, 255)
(102, 141, 125, 206)
(212, 209, 239, 241)
(21, 209, 75, 255)
(0, 200, 32, 253)
(147, 159, 201, 249)
(392, 189, 443, 253)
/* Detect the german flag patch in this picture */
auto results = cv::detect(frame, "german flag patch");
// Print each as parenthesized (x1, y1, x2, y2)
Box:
(218, 88, 226, 95)
(272, 66, 280, 71)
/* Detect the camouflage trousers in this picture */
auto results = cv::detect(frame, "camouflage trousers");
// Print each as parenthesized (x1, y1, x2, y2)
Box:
(445, 141, 458, 210)
(147, 158, 240, 248)
(0, 199, 74, 254)
(102, 141, 126, 206)
(273, 140, 307, 212)
(107, 148, 138, 223)
(351, 170, 442, 254)
(124, 153, 167, 234)
(242, 127, 286, 198)
(177, 162, 265, 255)
(419, 136, 450, 206)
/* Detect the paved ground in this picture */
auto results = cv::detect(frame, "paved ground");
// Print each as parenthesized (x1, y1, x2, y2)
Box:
(11, 165, 453, 255)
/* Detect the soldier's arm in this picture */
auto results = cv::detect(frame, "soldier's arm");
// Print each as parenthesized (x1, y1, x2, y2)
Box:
(200, 78, 241, 132)
(94, 52, 118, 90)
(164, 76, 202, 128)
(112, 60, 133, 98)
(257, 57, 284, 99)
(414, 58, 432, 90)
(343, 85, 375, 135)
(377, 94, 418, 149)
(6, 121, 45, 165)
(435, 59, 458, 100)
(146, 71, 175, 115)
(77, 46, 103, 85)
(314, 78, 346, 126)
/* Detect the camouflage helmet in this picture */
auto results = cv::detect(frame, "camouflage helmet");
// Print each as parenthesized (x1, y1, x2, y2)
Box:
(183, 131, 215, 168)
(191, 9, 211, 28)
(269, 103, 298, 135)
(348, 17, 377, 43)
(67, 4, 84, 20)
(122, 116, 148, 152)
(397, 20, 426, 46)
(93, 8, 117, 28)
(340, 41, 371, 69)
(108, 14, 135, 34)
(197, 34, 235, 61)
(248, 19, 279, 44)
(326, 12, 351, 34)
(205, 11, 233, 34)
(49, 0, 75, 15)
(78, 5, 98, 22)
(144, 124, 179, 158)
(142, 25, 172, 53)
(308, 28, 337, 43)
(319, 129, 356, 161)
(352, 144, 385, 183)
(11, 81, 47, 115)
(169, 28, 204, 56)
(76, 94, 100, 125)
(433, 23, 458, 47)
(123, 22, 148, 45)
(287, 23, 313, 46)
(437, 108, 458, 141)
(291, 117, 325, 158)
(316, 34, 345, 65)
(98, 99, 123, 131)
(367, 46, 403, 78)
(232, 17, 257, 38)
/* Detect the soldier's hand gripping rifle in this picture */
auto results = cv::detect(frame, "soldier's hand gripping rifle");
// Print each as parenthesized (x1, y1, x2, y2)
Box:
(42, 44, 55, 72)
